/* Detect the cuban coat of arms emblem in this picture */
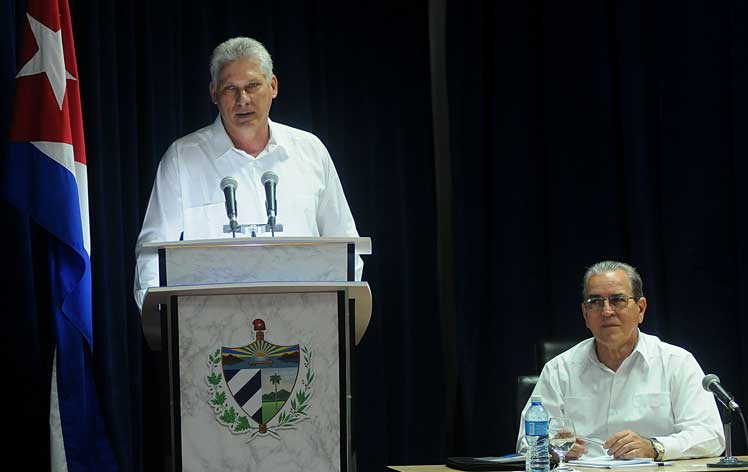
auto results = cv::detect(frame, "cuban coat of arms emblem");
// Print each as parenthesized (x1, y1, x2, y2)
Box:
(206, 318, 315, 440)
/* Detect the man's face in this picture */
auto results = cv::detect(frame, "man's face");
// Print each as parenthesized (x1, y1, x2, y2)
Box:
(581, 270, 646, 350)
(210, 57, 278, 138)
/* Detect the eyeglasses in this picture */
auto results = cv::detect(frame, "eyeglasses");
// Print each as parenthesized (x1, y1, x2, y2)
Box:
(583, 295, 637, 312)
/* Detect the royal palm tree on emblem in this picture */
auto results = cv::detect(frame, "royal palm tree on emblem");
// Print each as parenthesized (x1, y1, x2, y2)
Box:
(270, 372, 281, 402)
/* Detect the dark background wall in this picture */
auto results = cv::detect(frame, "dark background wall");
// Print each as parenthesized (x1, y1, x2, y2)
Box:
(2, 0, 747, 471)
(446, 0, 748, 456)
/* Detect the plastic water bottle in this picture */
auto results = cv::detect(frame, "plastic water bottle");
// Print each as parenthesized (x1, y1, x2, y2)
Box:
(524, 396, 550, 472)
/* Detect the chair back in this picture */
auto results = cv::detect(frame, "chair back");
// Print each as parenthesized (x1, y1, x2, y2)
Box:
(536, 340, 576, 370)
(516, 340, 577, 428)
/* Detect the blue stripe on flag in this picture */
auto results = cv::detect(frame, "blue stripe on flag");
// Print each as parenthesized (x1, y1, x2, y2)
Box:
(6, 143, 91, 341)
(3, 142, 117, 471)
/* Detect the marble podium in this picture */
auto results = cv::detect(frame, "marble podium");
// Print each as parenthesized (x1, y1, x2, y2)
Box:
(141, 237, 372, 472)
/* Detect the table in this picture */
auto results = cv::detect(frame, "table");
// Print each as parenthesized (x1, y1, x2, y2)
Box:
(387, 457, 748, 472)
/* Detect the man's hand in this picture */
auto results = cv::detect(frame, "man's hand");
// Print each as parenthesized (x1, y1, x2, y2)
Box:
(564, 439, 588, 461)
(604, 430, 656, 459)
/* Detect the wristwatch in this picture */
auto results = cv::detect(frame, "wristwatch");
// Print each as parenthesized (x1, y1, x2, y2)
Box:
(649, 438, 665, 461)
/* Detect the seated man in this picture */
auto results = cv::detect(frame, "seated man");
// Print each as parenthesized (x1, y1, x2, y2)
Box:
(516, 261, 725, 461)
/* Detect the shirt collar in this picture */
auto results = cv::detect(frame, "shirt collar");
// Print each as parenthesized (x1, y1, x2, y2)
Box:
(208, 114, 233, 158)
(630, 329, 651, 368)
(584, 329, 649, 370)
(584, 338, 600, 365)
(263, 119, 285, 156)
(208, 115, 287, 159)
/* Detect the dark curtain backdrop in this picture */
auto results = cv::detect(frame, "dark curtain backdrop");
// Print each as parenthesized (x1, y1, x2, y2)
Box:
(3, 0, 748, 471)
(71, 2, 443, 470)
(446, 0, 748, 457)
(3, 1, 444, 471)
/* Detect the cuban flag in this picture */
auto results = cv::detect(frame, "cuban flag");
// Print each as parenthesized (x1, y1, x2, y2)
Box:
(4, 0, 117, 470)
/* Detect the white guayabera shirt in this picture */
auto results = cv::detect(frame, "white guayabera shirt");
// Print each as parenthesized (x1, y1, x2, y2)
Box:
(134, 116, 362, 308)
(517, 331, 725, 461)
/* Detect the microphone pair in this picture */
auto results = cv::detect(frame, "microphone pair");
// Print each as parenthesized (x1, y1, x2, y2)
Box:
(220, 171, 279, 235)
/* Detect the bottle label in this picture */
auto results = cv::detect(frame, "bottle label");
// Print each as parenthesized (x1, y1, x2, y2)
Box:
(525, 421, 548, 436)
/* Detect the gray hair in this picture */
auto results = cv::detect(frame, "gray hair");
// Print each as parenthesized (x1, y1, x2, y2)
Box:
(582, 260, 644, 300)
(209, 37, 273, 86)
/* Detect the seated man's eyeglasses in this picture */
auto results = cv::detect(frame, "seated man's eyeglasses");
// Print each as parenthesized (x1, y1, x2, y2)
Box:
(584, 294, 637, 312)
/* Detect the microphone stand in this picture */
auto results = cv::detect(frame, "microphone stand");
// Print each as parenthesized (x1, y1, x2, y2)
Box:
(223, 222, 283, 237)
(708, 404, 748, 467)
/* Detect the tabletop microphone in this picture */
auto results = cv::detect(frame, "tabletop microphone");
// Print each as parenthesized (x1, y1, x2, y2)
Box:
(261, 171, 279, 229)
(220, 176, 239, 236)
(703, 374, 740, 412)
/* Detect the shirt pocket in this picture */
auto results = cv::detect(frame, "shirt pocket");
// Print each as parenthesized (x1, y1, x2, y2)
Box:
(183, 201, 229, 240)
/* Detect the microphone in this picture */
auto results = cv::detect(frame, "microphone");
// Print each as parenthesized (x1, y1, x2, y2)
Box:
(703, 374, 740, 412)
(219, 176, 239, 236)
(261, 171, 279, 228)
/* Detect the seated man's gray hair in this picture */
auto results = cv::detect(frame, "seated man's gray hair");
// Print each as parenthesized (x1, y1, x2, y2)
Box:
(210, 37, 273, 85)
(582, 260, 644, 300)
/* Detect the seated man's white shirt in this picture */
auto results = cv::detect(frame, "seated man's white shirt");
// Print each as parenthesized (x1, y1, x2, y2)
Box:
(134, 116, 362, 308)
(516, 331, 724, 460)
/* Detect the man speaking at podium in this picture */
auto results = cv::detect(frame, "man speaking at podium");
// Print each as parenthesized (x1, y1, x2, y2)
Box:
(133, 37, 361, 308)
(517, 261, 724, 461)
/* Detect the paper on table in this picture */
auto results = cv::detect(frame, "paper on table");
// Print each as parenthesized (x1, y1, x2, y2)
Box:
(568, 457, 664, 468)
(475, 453, 526, 463)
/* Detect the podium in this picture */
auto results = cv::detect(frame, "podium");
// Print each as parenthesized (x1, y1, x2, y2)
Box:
(141, 237, 372, 472)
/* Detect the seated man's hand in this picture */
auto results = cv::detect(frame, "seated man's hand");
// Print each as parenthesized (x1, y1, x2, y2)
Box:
(604, 430, 656, 459)
(564, 439, 588, 461)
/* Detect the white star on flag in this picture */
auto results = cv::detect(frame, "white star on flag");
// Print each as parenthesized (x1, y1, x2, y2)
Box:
(16, 13, 77, 110)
